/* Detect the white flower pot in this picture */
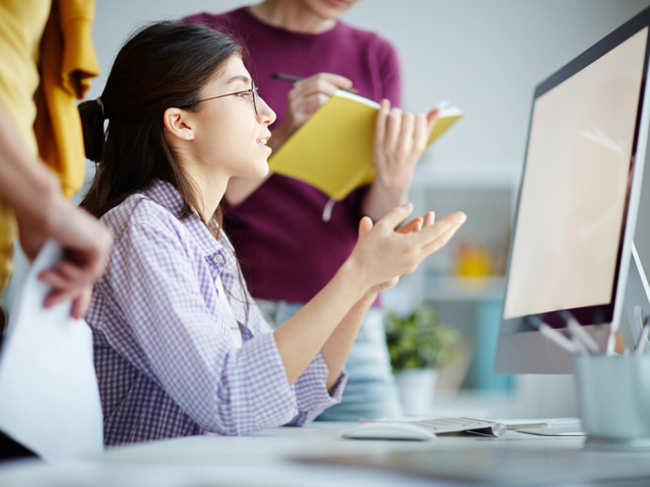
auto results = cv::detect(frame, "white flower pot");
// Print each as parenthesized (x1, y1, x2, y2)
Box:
(394, 368, 438, 417)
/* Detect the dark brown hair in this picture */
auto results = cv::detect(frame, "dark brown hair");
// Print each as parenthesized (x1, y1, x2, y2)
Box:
(79, 21, 241, 219)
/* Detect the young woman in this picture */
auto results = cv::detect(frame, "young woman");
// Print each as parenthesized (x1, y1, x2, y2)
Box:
(184, 0, 441, 421)
(80, 21, 465, 445)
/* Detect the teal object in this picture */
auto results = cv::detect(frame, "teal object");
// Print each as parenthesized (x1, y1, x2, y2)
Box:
(473, 299, 513, 392)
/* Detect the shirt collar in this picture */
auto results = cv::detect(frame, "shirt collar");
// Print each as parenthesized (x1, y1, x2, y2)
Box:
(143, 179, 227, 260)
(143, 179, 188, 218)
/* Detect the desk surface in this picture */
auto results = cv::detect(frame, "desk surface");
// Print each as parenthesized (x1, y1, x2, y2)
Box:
(1, 422, 649, 486)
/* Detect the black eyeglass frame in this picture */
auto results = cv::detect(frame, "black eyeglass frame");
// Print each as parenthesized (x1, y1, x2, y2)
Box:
(183, 81, 259, 115)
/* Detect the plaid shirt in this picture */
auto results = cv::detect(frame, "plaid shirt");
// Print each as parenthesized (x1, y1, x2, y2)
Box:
(87, 180, 345, 445)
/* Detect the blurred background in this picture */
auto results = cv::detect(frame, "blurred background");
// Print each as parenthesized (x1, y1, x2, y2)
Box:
(4, 0, 650, 419)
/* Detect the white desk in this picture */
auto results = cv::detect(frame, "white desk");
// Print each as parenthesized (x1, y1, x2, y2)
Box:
(1, 423, 649, 486)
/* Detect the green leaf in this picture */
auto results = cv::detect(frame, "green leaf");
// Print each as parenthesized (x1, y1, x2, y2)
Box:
(386, 302, 460, 371)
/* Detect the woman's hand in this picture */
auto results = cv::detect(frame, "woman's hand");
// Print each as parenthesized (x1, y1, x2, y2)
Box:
(16, 192, 112, 319)
(364, 211, 436, 296)
(277, 72, 353, 136)
(350, 204, 465, 297)
(366, 100, 439, 213)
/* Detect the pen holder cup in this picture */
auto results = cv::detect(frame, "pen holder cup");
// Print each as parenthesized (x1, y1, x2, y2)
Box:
(574, 354, 650, 450)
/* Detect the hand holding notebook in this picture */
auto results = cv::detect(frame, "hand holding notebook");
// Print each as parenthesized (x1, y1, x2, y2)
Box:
(269, 90, 463, 201)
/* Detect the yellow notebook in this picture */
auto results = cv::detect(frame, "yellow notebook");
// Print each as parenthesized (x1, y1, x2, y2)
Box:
(269, 91, 463, 201)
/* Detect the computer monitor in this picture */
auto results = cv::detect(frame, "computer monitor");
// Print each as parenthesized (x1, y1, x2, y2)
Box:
(495, 7, 650, 373)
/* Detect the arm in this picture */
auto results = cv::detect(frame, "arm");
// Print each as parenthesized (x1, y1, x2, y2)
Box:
(104, 204, 463, 435)
(320, 291, 376, 388)
(362, 101, 440, 221)
(104, 210, 303, 435)
(0, 102, 111, 317)
(0, 103, 60, 220)
(274, 206, 466, 386)
(318, 212, 433, 387)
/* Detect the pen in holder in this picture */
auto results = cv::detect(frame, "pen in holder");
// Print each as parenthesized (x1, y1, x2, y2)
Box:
(573, 354, 650, 450)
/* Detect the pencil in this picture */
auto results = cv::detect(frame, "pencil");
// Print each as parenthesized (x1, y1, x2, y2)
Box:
(271, 72, 358, 94)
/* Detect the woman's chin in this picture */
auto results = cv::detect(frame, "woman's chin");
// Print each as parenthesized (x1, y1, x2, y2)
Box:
(253, 162, 270, 179)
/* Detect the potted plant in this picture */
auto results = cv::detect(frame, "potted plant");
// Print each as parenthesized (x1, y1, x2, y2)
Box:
(386, 303, 461, 416)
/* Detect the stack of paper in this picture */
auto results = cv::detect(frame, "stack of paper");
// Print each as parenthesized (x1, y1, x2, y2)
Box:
(0, 241, 103, 461)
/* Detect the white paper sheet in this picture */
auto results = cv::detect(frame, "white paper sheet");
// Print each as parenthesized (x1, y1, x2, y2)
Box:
(0, 241, 103, 460)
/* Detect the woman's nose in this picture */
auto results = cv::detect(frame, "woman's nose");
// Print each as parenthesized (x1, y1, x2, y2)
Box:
(257, 96, 276, 126)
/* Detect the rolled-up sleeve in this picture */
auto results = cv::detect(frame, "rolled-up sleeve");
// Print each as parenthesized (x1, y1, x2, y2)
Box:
(100, 205, 324, 435)
(287, 353, 347, 426)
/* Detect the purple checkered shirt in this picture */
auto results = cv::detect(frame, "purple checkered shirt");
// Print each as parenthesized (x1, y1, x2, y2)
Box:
(86, 180, 346, 445)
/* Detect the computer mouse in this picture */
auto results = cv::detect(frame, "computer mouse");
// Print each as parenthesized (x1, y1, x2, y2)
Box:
(341, 421, 435, 441)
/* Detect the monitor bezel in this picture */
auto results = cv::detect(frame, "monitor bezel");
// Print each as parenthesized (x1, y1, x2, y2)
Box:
(496, 7, 650, 373)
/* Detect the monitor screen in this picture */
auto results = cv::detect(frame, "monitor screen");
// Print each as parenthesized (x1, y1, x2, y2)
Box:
(496, 9, 650, 373)
(504, 27, 647, 321)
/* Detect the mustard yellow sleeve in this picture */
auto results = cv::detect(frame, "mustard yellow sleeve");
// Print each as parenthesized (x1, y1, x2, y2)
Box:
(0, 0, 51, 291)
(34, 0, 99, 198)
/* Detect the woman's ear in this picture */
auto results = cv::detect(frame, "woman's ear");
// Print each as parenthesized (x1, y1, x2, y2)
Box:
(163, 107, 195, 141)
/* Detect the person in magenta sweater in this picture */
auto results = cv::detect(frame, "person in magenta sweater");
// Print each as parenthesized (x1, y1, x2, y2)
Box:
(184, 1, 439, 420)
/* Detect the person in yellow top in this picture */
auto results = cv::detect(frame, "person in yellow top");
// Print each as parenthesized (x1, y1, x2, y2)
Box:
(0, 0, 111, 459)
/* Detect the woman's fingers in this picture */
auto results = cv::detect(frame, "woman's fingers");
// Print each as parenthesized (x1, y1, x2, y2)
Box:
(39, 268, 78, 290)
(376, 202, 414, 231)
(39, 256, 97, 288)
(410, 211, 466, 248)
(70, 287, 92, 319)
(385, 107, 403, 153)
(397, 216, 423, 234)
(292, 73, 353, 97)
(51, 259, 85, 282)
(423, 210, 436, 227)
(380, 276, 400, 291)
(40, 263, 95, 315)
(374, 100, 390, 150)
(44, 286, 86, 309)
(426, 107, 441, 130)
(286, 73, 354, 129)
(358, 215, 374, 236)
(296, 92, 330, 115)
(412, 113, 429, 156)
(397, 112, 415, 158)
(422, 222, 465, 255)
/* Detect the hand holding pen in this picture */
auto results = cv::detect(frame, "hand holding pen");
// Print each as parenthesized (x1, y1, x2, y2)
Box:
(272, 72, 356, 135)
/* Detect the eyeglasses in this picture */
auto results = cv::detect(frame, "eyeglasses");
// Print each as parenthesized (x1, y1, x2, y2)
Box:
(186, 81, 259, 116)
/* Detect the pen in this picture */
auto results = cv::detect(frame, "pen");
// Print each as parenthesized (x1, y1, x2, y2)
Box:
(271, 72, 359, 94)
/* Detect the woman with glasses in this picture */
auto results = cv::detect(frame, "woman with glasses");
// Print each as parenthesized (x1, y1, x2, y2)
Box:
(79, 21, 465, 444)
(184, 0, 441, 421)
